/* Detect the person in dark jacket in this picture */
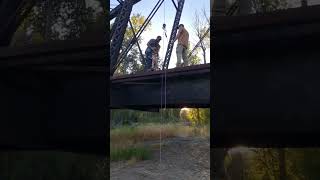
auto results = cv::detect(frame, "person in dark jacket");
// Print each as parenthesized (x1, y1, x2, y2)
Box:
(144, 36, 161, 71)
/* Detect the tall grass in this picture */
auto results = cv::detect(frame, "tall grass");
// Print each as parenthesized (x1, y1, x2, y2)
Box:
(110, 123, 209, 162)
(110, 147, 151, 162)
(110, 123, 209, 145)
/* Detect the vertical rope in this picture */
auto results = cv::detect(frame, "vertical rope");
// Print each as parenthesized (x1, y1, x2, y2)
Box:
(159, 1, 167, 179)
(163, 0, 167, 111)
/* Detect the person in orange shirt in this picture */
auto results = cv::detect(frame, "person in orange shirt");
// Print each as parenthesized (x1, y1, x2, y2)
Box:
(175, 24, 189, 67)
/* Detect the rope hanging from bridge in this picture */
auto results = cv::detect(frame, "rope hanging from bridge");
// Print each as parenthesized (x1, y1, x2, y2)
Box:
(159, 0, 167, 175)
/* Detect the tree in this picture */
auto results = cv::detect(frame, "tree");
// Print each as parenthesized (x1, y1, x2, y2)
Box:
(12, 0, 103, 45)
(250, 0, 288, 13)
(213, 148, 229, 179)
(182, 108, 210, 126)
(187, 42, 201, 65)
(246, 148, 305, 180)
(278, 149, 287, 180)
(113, 13, 152, 75)
(227, 152, 246, 180)
(192, 9, 210, 64)
(292, 148, 320, 180)
(248, 149, 282, 180)
(0, 0, 37, 46)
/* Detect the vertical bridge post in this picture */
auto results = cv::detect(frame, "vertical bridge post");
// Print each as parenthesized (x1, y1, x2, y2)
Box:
(110, 0, 134, 75)
(162, 0, 185, 70)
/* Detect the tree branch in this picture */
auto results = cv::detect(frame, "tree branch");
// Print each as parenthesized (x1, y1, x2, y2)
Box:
(0, 0, 36, 46)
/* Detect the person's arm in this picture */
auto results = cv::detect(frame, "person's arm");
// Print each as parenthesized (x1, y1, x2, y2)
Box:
(148, 39, 156, 51)
(154, 45, 159, 52)
(175, 29, 182, 42)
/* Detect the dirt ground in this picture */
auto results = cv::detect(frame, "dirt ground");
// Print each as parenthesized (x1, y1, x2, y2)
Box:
(110, 137, 210, 180)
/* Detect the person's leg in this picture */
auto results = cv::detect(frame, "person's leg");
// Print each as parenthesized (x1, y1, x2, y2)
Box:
(151, 54, 154, 69)
(155, 55, 159, 70)
(176, 44, 183, 67)
(145, 49, 152, 71)
(152, 54, 158, 70)
(182, 46, 188, 67)
(147, 57, 152, 71)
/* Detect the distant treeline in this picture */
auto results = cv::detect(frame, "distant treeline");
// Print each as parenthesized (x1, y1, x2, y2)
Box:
(110, 108, 210, 128)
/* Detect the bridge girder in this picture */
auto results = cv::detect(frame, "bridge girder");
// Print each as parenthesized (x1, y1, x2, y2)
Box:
(111, 64, 210, 109)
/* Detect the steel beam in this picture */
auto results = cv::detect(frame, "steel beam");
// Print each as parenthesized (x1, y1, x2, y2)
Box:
(110, 0, 141, 20)
(128, 19, 144, 60)
(115, 0, 164, 72)
(110, 0, 134, 75)
(163, 0, 185, 69)
(226, 0, 239, 15)
(111, 64, 210, 108)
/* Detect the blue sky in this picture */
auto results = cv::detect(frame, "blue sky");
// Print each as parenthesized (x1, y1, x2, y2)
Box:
(110, 0, 211, 69)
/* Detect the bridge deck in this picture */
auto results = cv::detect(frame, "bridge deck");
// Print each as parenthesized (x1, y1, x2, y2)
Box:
(111, 64, 210, 82)
(111, 64, 210, 108)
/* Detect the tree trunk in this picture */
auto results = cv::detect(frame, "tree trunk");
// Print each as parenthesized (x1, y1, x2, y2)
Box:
(278, 149, 286, 180)
(228, 152, 244, 180)
(213, 148, 229, 179)
(197, 108, 200, 124)
(201, 45, 206, 64)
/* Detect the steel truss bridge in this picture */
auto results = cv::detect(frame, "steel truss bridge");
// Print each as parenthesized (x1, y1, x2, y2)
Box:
(109, 0, 211, 109)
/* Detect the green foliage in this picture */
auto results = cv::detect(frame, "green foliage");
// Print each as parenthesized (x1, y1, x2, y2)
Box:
(290, 149, 320, 180)
(110, 109, 181, 128)
(230, 148, 320, 180)
(124, 14, 151, 44)
(110, 147, 151, 162)
(12, 0, 102, 45)
(10, 24, 28, 47)
(114, 13, 151, 75)
(251, 0, 288, 13)
(31, 32, 45, 44)
(187, 42, 201, 65)
(110, 123, 209, 162)
(182, 108, 210, 126)
(247, 149, 281, 180)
